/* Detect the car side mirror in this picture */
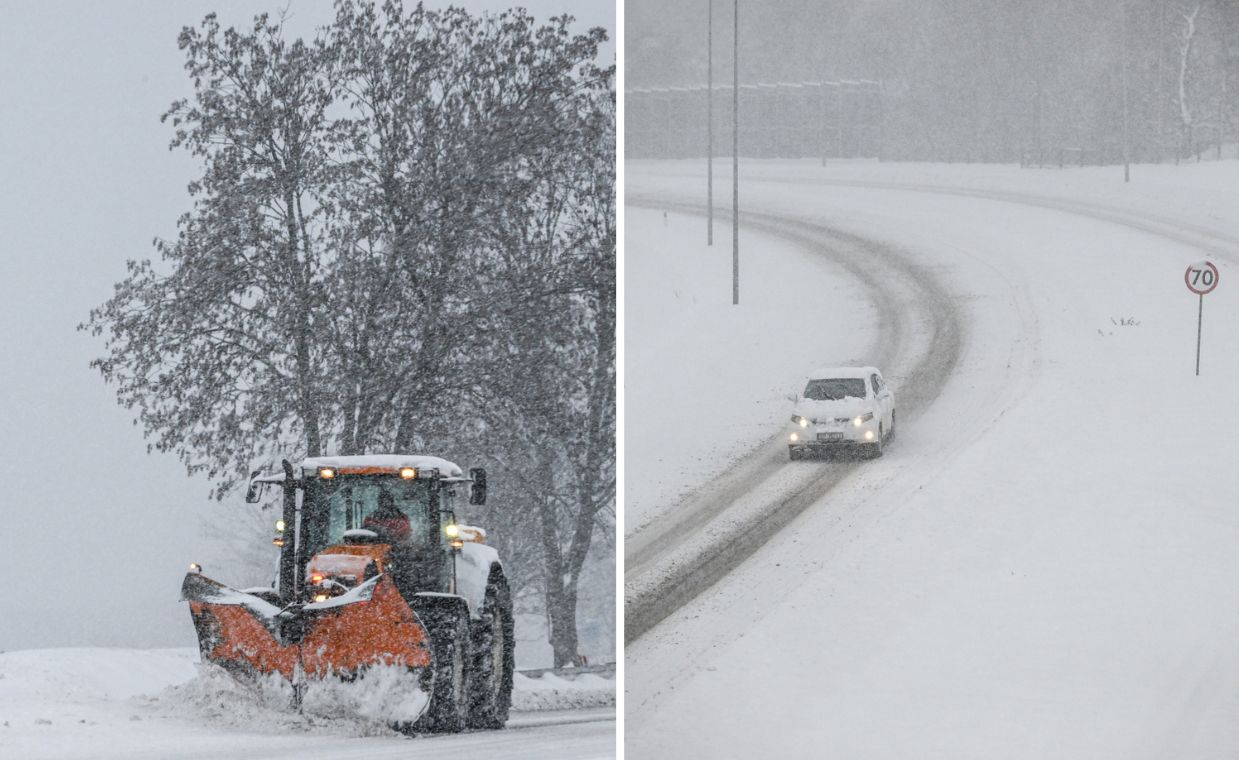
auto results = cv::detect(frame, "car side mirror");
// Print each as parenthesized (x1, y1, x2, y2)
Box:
(786, 392, 798, 403)
(469, 468, 487, 505)
(245, 470, 264, 504)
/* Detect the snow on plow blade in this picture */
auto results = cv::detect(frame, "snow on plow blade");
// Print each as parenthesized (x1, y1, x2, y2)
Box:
(181, 572, 432, 707)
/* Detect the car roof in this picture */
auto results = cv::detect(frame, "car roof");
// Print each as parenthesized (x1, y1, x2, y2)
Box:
(806, 366, 880, 381)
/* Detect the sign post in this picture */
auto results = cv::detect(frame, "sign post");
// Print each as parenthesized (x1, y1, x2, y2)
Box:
(1185, 260, 1219, 376)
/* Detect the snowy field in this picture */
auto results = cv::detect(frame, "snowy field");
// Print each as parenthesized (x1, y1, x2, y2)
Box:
(0, 648, 614, 759)
(626, 159, 1239, 758)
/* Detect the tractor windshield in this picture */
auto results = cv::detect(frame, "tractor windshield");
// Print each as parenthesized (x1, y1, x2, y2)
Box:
(306, 476, 434, 555)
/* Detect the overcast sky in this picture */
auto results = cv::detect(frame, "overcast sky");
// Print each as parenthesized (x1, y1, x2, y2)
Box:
(0, 0, 613, 652)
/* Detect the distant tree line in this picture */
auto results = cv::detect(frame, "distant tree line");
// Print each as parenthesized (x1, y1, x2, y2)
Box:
(627, 0, 1239, 164)
(84, 0, 614, 667)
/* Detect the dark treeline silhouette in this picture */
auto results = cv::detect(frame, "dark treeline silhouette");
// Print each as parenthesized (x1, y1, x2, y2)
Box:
(627, 0, 1239, 163)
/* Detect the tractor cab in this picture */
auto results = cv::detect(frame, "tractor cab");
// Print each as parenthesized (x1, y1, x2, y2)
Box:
(249, 455, 487, 606)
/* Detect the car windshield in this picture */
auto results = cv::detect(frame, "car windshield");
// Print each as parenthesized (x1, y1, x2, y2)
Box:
(803, 378, 867, 400)
(309, 476, 433, 553)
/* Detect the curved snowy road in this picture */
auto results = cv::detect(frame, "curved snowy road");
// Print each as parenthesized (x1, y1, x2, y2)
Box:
(624, 204, 965, 642)
(626, 162, 1239, 759)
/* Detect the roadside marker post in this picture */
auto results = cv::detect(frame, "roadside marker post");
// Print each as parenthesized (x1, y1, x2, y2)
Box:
(1185, 260, 1219, 376)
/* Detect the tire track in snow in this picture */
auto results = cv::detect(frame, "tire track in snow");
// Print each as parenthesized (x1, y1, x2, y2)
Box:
(624, 200, 965, 643)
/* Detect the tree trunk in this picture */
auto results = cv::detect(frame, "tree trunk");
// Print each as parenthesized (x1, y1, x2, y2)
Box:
(284, 184, 322, 458)
(532, 457, 581, 668)
(546, 579, 580, 667)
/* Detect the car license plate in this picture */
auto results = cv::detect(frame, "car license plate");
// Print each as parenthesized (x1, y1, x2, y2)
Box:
(818, 432, 843, 441)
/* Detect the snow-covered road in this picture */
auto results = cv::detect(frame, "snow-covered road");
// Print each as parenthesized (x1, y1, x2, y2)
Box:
(0, 648, 615, 759)
(626, 160, 1239, 758)
(625, 204, 965, 640)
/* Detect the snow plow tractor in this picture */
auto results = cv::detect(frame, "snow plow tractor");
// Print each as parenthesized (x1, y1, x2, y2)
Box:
(181, 455, 514, 733)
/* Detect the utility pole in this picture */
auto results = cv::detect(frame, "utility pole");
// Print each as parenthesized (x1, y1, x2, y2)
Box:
(1122, 0, 1131, 182)
(732, 0, 739, 305)
(707, 0, 714, 246)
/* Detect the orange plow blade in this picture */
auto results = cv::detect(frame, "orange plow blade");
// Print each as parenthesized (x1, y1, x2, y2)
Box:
(181, 572, 432, 696)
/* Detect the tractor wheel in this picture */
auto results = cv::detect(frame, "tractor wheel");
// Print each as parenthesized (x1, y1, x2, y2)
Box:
(467, 572, 515, 729)
(412, 605, 470, 733)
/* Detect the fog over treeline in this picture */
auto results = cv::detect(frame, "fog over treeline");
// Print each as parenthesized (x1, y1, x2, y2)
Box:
(626, 0, 1239, 163)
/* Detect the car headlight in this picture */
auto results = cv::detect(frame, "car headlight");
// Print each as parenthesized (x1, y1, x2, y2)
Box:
(791, 415, 809, 428)
(789, 432, 800, 442)
(852, 412, 874, 427)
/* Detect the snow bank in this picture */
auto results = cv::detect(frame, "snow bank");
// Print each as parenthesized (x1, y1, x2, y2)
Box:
(511, 672, 615, 712)
(0, 646, 613, 760)
(0, 647, 198, 705)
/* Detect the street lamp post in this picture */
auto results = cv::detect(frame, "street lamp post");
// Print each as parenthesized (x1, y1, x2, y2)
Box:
(732, 0, 739, 305)
(1122, 0, 1131, 182)
(707, 0, 714, 246)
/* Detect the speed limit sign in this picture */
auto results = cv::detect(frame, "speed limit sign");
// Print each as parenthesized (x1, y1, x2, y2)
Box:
(1185, 260, 1218, 376)
(1186, 261, 1219, 295)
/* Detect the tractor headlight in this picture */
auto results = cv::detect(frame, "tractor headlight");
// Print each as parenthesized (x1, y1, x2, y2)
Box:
(445, 523, 464, 550)
(852, 412, 874, 427)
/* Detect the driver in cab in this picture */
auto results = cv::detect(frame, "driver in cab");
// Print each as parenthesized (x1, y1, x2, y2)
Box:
(362, 491, 418, 595)
(363, 491, 411, 542)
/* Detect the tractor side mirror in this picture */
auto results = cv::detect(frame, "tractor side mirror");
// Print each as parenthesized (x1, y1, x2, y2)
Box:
(245, 470, 264, 504)
(469, 468, 487, 505)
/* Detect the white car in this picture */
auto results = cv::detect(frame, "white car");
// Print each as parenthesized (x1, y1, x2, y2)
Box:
(788, 366, 895, 460)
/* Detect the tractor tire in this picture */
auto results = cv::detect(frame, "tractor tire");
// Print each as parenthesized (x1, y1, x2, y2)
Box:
(412, 605, 470, 733)
(467, 572, 515, 729)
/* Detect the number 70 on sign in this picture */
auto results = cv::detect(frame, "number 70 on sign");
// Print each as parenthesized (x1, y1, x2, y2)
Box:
(1186, 261, 1218, 295)
(1185, 260, 1218, 376)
